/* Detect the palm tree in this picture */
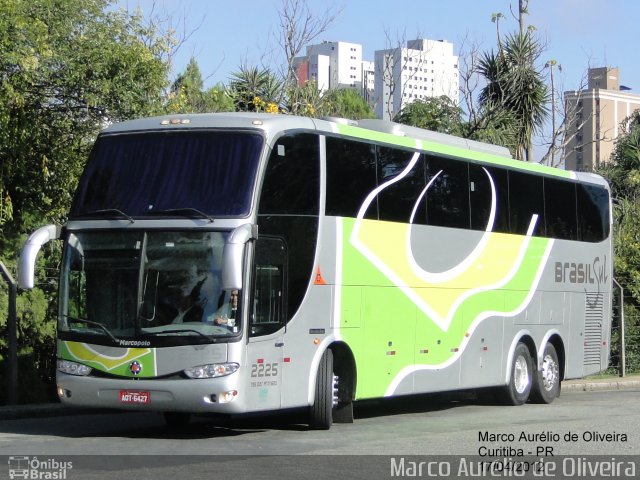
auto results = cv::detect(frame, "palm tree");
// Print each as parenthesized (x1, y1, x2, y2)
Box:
(227, 66, 283, 112)
(477, 32, 549, 161)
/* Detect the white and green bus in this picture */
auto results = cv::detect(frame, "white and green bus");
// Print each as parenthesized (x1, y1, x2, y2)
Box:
(19, 113, 612, 429)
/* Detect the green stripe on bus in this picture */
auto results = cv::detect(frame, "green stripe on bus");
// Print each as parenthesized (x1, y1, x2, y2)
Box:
(338, 217, 551, 399)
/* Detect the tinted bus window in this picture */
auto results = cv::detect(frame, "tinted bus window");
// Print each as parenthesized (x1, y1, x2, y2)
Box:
(469, 164, 510, 233)
(509, 171, 544, 236)
(544, 178, 577, 240)
(326, 137, 378, 219)
(258, 133, 320, 326)
(577, 184, 610, 242)
(377, 146, 427, 224)
(425, 156, 470, 229)
(72, 131, 263, 217)
(259, 133, 320, 215)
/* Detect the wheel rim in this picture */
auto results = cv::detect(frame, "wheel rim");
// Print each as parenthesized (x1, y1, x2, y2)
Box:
(541, 353, 559, 392)
(514, 355, 529, 394)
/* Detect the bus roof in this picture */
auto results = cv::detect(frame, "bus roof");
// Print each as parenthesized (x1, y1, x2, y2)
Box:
(101, 112, 606, 186)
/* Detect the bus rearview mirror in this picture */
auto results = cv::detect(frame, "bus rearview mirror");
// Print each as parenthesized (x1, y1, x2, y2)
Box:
(18, 224, 61, 289)
(222, 224, 257, 290)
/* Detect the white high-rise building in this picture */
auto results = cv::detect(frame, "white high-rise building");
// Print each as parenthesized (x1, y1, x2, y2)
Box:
(374, 39, 459, 121)
(361, 60, 375, 106)
(293, 41, 364, 93)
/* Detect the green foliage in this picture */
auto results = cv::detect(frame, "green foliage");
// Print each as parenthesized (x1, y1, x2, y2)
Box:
(394, 96, 463, 135)
(601, 112, 640, 306)
(284, 80, 322, 117)
(167, 57, 234, 113)
(322, 88, 375, 120)
(477, 31, 549, 160)
(0, 0, 171, 403)
(465, 106, 519, 151)
(0, 0, 169, 253)
(227, 66, 282, 112)
(599, 111, 640, 373)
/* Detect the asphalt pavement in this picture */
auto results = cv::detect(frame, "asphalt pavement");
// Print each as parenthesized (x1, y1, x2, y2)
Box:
(1, 375, 638, 421)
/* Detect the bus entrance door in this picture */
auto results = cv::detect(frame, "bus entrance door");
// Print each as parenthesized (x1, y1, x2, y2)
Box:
(246, 236, 287, 411)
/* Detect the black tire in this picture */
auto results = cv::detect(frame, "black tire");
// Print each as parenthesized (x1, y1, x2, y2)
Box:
(309, 349, 334, 430)
(163, 412, 191, 428)
(530, 343, 561, 404)
(500, 342, 533, 405)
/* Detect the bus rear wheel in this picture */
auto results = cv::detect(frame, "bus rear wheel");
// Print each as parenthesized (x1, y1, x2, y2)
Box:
(501, 343, 533, 405)
(530, 343, 561, 404)
(309, 349, 334, 430)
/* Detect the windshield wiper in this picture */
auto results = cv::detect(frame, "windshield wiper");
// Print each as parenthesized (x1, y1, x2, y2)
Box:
(62, 315, 121, 344)
(141, 329, 212, 340)
(147, 208, 214, 223)
(75, 209, 135, 223)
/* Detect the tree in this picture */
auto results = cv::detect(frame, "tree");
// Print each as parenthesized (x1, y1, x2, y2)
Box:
(285, 80, 324, 117)
(477, 31, 549, 161)
(0, 0, 169, 243)
(513, 0, 530, 35)
(394, 96, 463, 135)
(168, 57, 233, 113)
(0, 0, 171, 403)
(322, 88, 375, 120)
(172, 57, 204, 94)
(599, 111, 640, 372)
(227, 66, 282, 113)
(276, 0, 340, 100)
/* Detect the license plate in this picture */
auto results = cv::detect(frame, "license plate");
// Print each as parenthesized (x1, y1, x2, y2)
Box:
(119, 390, 151, 404)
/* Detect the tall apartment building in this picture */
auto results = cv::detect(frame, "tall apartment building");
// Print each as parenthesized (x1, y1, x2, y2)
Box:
(361, 60, 375, 106)
(293, 41, 371, 98)
(564, 67, 640, 171)
(374, 39, 459, 121)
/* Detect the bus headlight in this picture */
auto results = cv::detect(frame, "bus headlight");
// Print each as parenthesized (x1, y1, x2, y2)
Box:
(184, 363, 239, 379)
(57, 359, 92, 376)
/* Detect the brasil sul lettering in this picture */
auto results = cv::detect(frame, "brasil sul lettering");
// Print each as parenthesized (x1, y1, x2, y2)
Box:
(554, 256, 608, 285)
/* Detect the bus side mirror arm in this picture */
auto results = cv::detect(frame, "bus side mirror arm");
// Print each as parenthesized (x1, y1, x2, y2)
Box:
(222, 224, 257, 290)
(18, 224, 61, 289)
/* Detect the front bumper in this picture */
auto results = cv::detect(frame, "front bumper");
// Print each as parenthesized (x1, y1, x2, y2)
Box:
(57, 372, 247, 414)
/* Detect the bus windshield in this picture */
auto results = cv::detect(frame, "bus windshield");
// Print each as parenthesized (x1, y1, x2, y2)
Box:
(60, 230, 241, 345)
(70, 130, 264, 218)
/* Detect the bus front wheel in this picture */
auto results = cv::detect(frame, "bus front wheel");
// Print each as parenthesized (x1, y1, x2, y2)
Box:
(309, 349, 334, 430)
(501, 343, 533, 405)
(530, 343, 561, 404)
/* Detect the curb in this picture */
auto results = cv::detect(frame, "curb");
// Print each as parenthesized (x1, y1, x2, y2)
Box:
(562, 378, 640, 392)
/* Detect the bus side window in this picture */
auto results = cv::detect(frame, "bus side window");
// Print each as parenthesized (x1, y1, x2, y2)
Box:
(251, 237, 287, 337)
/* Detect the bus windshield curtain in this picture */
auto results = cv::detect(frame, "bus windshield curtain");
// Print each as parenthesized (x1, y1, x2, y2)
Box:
(72, 131, 263, 217)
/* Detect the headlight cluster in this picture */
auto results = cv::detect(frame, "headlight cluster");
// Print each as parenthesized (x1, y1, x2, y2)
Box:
(57, 359, 92, 376)
(184, 363, 239, 379)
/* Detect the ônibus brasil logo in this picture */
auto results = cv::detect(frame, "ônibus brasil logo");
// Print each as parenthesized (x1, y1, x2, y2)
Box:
(8, 456, 73, 479)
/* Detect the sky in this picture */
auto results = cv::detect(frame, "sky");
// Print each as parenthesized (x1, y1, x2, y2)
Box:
(119, 0, 640, 92)
(117, 0, 640, 159)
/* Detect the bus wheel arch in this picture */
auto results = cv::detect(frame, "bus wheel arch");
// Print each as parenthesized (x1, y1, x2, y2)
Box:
(308, 342, 356, 429)
(331, 342, 357, 423)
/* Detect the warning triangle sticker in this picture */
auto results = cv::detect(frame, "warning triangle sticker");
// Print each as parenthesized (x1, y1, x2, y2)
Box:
(314, 266, 327, 285)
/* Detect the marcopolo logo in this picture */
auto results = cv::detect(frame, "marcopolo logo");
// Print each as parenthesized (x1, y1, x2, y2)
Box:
(8, 456, 73, 479)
